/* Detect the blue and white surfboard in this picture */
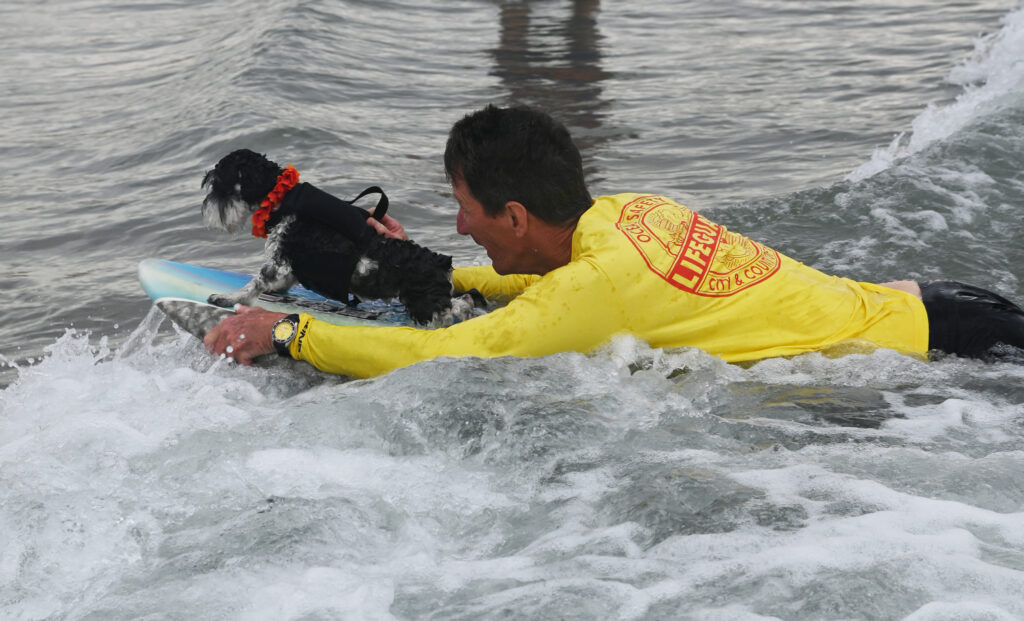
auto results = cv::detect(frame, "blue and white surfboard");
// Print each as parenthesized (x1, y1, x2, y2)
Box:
(138, 258, 413, 337)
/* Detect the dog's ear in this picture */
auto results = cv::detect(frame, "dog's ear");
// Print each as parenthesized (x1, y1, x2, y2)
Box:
(203, 149, 283, 205)
(201, 149, 284, 232)
(200, 168, 218, 193)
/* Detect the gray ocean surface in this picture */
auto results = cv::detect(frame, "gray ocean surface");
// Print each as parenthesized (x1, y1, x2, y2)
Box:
(2, 1, 1024, 619)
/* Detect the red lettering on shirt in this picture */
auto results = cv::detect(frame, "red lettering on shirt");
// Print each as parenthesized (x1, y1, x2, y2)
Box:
(615, 196, 780, 296)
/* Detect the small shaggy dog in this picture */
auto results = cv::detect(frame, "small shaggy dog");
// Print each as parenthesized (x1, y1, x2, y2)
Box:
(201, 149, 479, 325)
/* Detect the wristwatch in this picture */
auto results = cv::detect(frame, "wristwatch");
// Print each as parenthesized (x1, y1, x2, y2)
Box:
(271, 314, 301, 357)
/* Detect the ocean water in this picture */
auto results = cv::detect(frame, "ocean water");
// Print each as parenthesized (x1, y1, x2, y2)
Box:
(2, 0, 1024, 619)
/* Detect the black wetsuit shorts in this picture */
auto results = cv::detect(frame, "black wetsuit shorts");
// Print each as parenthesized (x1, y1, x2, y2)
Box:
(920, 281, 1024, 359)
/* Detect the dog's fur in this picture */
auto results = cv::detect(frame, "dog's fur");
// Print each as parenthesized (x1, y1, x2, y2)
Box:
(201, 149, 479, 325)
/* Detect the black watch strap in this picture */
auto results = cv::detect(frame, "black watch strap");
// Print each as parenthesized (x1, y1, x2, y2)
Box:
(271, 314, 301, 358)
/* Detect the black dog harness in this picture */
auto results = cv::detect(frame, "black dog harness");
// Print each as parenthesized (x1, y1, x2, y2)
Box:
(270, 183, 390, 247)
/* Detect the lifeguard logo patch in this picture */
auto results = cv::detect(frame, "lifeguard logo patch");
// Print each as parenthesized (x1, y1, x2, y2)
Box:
(616, 195, 780, 297)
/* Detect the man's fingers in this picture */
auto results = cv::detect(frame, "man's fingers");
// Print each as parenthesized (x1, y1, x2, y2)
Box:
(202, 306, 281, 363)
(206, 306, 251, 351)
(366, 215, 409, 240)
(204, 320, 231, 353)
(214, 327, 234, 357)
(205, 316, 238, 355)
(203, 324, 220, 349)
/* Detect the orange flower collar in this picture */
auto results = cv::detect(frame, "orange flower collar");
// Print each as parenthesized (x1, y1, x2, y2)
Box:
(252, 165, 300, 238)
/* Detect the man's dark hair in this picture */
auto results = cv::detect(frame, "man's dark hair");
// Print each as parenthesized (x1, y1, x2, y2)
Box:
(444, 105, 592, 225)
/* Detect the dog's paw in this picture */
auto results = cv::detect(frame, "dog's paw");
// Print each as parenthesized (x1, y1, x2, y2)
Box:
(450, 294, 484, 322)
(458, 288, 488, 309)
(207, 293, 243, 308)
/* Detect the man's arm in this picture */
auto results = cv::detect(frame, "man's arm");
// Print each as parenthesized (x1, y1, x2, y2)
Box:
(878, 280, 922, 299)
(208, 218, 588, 371)
(452, 265, 541, 303)
(291, 260, 624, 377)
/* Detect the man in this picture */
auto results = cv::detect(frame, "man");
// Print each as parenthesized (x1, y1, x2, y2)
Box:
(205, 105, 1024, 376)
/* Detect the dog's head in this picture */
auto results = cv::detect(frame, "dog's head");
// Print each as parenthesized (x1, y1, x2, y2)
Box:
(201, 149, 284, 233)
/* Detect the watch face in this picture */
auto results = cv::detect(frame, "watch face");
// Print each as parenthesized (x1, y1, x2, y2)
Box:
(273, 319, 296, 342)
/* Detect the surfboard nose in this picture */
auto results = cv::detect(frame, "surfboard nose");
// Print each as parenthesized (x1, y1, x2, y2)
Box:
(139, 258, 247, 302)
(137, 258, 164, 300)
(154, 297, 234, 340)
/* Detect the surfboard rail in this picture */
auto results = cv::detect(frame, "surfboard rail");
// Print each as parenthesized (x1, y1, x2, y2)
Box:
(138, 258, 411, 328)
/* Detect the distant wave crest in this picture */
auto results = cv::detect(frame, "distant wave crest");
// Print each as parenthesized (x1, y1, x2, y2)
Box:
(848, 4, 1024, 181)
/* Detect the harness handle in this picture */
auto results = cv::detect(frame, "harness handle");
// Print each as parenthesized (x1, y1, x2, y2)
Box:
(350, 186, 389, 222)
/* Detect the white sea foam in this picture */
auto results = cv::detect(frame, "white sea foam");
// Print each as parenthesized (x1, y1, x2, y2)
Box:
(3, 323, 1024, 619)
(904, 600, 1022, 621)
(848, 5, 1024, 181)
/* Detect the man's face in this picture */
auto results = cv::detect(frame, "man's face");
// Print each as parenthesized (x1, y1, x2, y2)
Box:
(453, 177, 523, 274)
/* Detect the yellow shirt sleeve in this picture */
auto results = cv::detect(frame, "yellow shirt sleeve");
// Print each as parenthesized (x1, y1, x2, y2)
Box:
(451, 265, 540, 303)
(292, 259, 624, 378)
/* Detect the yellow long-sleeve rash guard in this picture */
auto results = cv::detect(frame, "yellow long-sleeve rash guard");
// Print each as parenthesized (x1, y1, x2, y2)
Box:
(289, 194, 929, 378)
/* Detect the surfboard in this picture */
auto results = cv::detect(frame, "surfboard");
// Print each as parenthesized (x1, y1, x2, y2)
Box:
(138, 258, 414, 337)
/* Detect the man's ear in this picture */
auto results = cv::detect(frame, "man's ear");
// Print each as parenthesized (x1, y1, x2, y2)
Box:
(505, 201, 529, 237)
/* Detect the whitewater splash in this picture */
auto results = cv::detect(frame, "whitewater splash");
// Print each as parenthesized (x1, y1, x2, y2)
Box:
(848, 4, 1024, 181)
(3, 307, 1024, 619)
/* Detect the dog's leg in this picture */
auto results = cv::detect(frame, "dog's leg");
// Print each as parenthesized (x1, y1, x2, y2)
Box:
(209, 227, 298, 307)
(208, 261, 297, 307)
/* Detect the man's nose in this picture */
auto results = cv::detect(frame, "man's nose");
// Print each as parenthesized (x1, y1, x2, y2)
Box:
(456, 210, 469, 235)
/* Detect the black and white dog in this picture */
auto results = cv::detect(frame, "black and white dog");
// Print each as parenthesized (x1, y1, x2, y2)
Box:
(201, 149, 479, 325)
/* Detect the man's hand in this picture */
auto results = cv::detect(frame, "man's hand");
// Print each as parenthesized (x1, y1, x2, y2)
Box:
(367, 212, 409, 240)
(204, 305, 287, 365)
